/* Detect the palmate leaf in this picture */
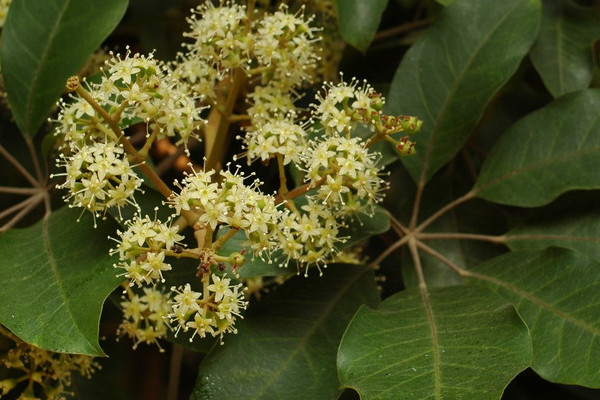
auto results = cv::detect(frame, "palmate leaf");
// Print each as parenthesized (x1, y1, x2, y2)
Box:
(529, 0, 600, 98)
(192, 265, 379, 400)
(467, 247, 600, 387)
(334, 0, 388, 52)
(337, 285, 531, 399)
(0, 207, 122, 356)
(0, 0, 128, 137)
(386, 0, 541, 184)
(474, 89, 600, 207)
(506, 191, 600, 259)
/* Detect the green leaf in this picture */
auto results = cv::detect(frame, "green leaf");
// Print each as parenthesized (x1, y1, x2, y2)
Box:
(338, 206, 390, 249)
(335, 0, 388, 52)
(337, 285, 531, 399)
(192, 264, 380, 400)
(467, 248, 600, 387)
(506, 191, 600, 259)
(386, 0, 541, 183)
(0, 207, 122, 356)
(474, 89, 600, 207)
(218, 229, 293, 278)
(529, 0, 600, 98)
(435, 0, 457, 5)
(0, 0, 128, 137)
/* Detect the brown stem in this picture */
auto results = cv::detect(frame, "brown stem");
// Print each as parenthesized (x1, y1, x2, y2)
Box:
(414, 189, 476, 234)
(212, 228, 239, 252)
(275, 175, 327, 204)
(0, 194, 44, 232)
(0, 144, 38, 186)
(388, 213, 409, 236)
(409, 180, 425, 229)
(205, 68, 247, 172)
(373, 18, 434, 42)
(415, 240, 467, 277)
(75, 83, 173, 198)
(0, 186, 39, 195)
(368, 235, 410, 268)
(25, 137, 51, 216)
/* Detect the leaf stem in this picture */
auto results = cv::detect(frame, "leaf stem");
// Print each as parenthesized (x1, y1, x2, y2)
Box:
(409, 180, 425, 229)
(0, 186, 39, 195)
(415, 240, 468, 277)
(416, 232, 506, 244)
(0, 144, 38, 186)
(369, 235, 410, 268)
(415, 189, 476, 234)
(373, 17, 434, 42)
(0, 194, 44, 232)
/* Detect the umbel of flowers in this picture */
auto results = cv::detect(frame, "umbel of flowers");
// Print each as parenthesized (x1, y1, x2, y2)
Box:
(52, 1, 421, 350)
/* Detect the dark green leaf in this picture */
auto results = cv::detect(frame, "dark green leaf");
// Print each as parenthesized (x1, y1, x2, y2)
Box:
(506, 191, 600, 259)
(475, 89, 600, 207)
(192, 264, 380, 400)
(337, 285, 531, 399)
(386, 0, 541, 183)
(338, 206, 390, 249)
(467, 248, 600, 387)
(218, 229, 293, 278)
(0, 207, 122, 356)
(335, 0, 388, 52)
(0, 0, 128, 137)
(529, 0, 600, 98)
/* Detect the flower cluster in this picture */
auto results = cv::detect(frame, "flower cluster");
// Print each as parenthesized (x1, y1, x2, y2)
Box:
(169, 277, 247, 343)
(50, 1, 422, 353)
(117, 287, 172, 351)
(243, 118, 308, 165)
(303, 136, 384, 215)
(112, 214, 184, 287)
(53, 141, 143, 223)
(0, 339, 98, 399)
(171, 167, 282, 256)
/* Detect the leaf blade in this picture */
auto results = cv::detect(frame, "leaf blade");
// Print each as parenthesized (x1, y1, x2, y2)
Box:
(467, 248, 600, 387)
(386, 0, 541, 183)
(334, 0, 388, 52)
(474, 89, 600, 206)
(0, 0, 128, 137)
(191, 265, 380, 400)
(337, 285, 531, 399)
(0, 208, 122, 356)
(529, 0, 600, 98)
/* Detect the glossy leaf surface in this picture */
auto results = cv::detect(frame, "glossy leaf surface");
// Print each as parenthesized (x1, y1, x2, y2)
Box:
(335, 0, 388, 52)
(0, 0, 128, 137)
(0, 208, 122, 356)
(529, 0, 600, 98)
(475, 90, 600, 206)
(192, 265, 379, 400)
(337, 285, 531, 399)
(468, 248, 600, 387)
(386, 0, 540, 183)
